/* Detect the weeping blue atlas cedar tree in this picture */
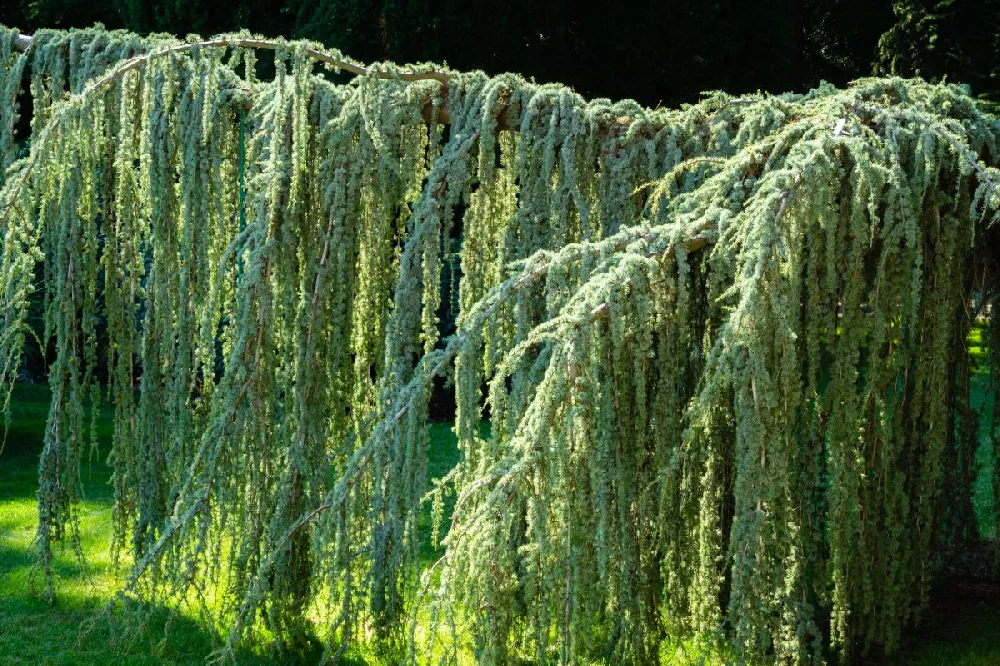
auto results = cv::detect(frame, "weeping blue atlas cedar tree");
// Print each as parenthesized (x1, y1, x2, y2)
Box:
(1, 23, 999, 665)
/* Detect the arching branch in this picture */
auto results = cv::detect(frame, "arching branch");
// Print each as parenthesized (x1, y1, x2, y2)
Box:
(11, 32, 465, 124)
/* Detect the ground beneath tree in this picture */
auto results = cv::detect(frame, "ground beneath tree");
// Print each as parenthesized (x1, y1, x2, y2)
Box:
(885, 543, 1000, 665)
(0, 384, 997, 665)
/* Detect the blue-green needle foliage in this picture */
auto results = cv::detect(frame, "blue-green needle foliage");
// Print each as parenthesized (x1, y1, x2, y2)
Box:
(1, 24, 999, 666)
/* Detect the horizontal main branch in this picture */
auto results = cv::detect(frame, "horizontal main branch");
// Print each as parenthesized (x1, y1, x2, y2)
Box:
(9, 32, 669, 132)
(11, 32, 477, 127)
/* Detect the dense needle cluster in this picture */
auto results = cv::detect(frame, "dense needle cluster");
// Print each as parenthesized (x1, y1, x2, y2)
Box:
(1, 25, 999, 665)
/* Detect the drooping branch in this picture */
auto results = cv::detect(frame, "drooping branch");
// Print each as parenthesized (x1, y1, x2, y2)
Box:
(221, 218, 715, 649)
(11, 32, 446, 83)
(8, 31, 703, 133)
(10, 31, 470, 126)
(4, 23, 1000, 664)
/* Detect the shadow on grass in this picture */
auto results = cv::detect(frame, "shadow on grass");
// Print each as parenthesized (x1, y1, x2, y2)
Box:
(0, 384, 432, 664)
(0, 385, 271, 665)
(0, 582, 273, 665)
(0, 526, 324, 665)
(885, 543, 1000, 666)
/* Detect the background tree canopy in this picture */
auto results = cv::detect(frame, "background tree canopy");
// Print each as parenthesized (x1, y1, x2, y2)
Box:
(6, 0, 999, 108)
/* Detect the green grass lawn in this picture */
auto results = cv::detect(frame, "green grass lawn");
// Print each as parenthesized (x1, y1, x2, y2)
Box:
(0, 384, 270, 665)
(0, 385, 459, 665)
(0, 383, 998, 664)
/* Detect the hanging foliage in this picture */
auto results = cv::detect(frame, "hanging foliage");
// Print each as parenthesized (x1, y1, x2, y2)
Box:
(1, 23, 999, 665)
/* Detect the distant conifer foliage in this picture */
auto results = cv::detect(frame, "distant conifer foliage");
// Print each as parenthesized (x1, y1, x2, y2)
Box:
(1, 24, 999, 665)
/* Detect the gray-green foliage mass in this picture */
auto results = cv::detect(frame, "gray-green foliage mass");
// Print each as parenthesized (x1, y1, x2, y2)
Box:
(1, 24, 999, 666)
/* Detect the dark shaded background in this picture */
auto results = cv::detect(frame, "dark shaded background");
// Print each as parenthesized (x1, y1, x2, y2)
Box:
(4, 0, 999, 107)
